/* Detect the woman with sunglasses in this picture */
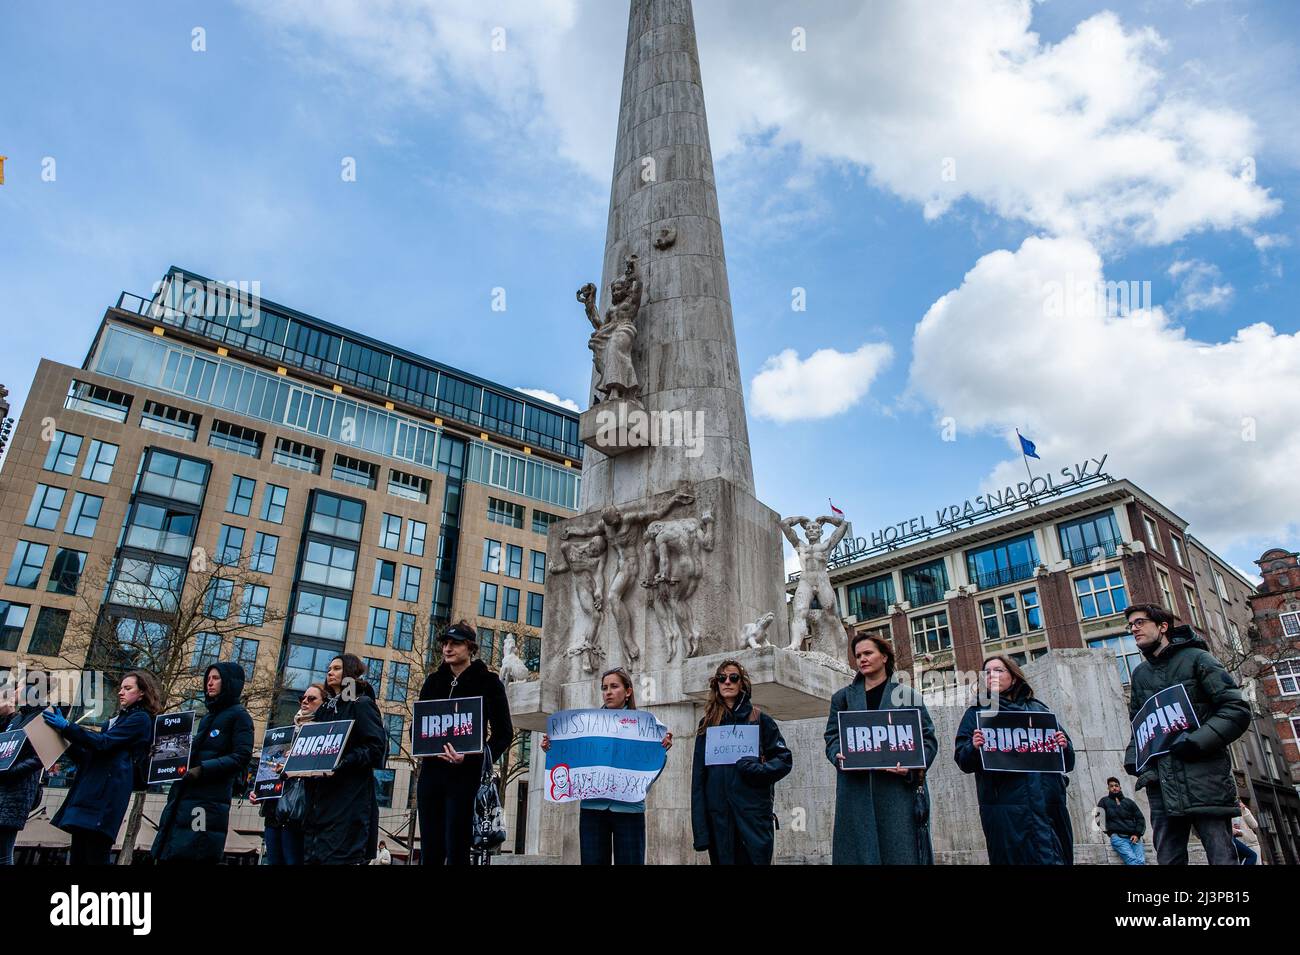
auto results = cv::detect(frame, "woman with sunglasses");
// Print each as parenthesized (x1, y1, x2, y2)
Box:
(690, 659, 792, 865)
(540, 667, 672, 865)
(256, 683, 325, 865)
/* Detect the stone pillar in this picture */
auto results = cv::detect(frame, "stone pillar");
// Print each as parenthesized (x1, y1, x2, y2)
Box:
(1038, 567, 1084, 648)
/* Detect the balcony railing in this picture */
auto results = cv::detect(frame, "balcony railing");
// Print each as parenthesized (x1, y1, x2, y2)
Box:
(970, 561, 1039, 590)
(1065, 537, 1123, 567)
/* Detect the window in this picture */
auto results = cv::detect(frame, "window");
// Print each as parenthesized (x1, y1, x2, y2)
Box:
(366, 607, 390, 647)
(1170, 535, 1186, 568)
(373, 560, 395, 598)
(112, 615, 170, 666)
(208, 420, 263, 458)
(979, 599, 1000, 641)
(260, 484, 289, 524)
(532, 509, 559, 535)
(379, 514, 401, 550)
(394, 612, 415, 651)
(902, 559, 949, 607)
(1057, 510, 1122, 566)
(477, 627, 497, 666)
(1143, 515, 1161, 552)
(6, 542, 48, 589)
(251, 533, 278, 573)
(983, 588, 1044, 640)
(527, 592, 544, 628)
(387, 469, 429, 504)
(332, 454, 377, 490)
(846, 573, 896, 620)
(1157, 569, 1175, 611)
(139, 451, 208, 504)
(405, 520, 426, 557)
(482, 539, 502, 574)
(227, 475, 256, 515)
(501, 587, 520, 623)
(384, 715, 405, 758)
(284, 644, 338, 691)
(1227, 621, 1244, 654)
(1089, 633, 1143, 686)
(487, 497, 524, 528)
(1283, 612, 1300, 638)
(479, 582, 498, 618)
(530, 550, 546, 585)
(65, 380, 131, 422)
(965, 533, 1039, 589)
(1022, 589, 1042, 630)
(80, 439, 119, 482)
(364, 657, 384, 692)
(65, 492, 103, 538)
(241, 585, 270, 627)
(1275, 659, 1300, 696)
(505, 544, 523, 579)
(28, 607, 69, 657)
(1213, 570, 1229, 600)
(401, 566, 421, 602)
(109, 558, 183, 612)
(309, 493, 363, 541)
(43, 431, 83, 474)
(192, 632, 222, 669)
(233, 637, 258, 673)
(387, 662, 410, 703)
(204, 578, 234, 619)
(216, 525, 245, 565)
(290, 591, 348, 640)
(47, 548, 86, 595)
(125, 502, 196, 557)
(273, 437, 322, 475)
(910, 611, 951, 654)
(302, 541, 358, 590)
(0, 602, 31, 652)
(26, 485, 67, 530)
(1183, 585, 1202, 627)
(140, 400, 200, 441)
(1075, 570, 1129, 619)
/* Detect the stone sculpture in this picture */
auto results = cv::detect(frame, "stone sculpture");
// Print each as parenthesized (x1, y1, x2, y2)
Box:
(578, 254, 643, 404)
(550, 532, 608, 674)
(499, 634, 531, 686)
(742, 611, 775, 650)
(780, 513, 850, 650)
(641, 511, 715, 660)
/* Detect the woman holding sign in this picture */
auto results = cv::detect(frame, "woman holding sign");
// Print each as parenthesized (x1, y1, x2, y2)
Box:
(304, 655, 386, 865)
(46, 669, 161, 865)
(540, 667, 673, 865)
(825, 632, 938, 865)
(0, 690, 45, 865)
(953, 655, 1076, 865)
(257, 682, 326, 865)
(690, 659, 792, 865)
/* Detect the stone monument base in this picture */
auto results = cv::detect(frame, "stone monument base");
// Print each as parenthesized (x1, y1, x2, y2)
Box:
(578, 397, 648, 457)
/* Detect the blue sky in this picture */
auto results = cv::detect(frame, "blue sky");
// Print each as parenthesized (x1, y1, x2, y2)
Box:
(1, 0, 1297, 581)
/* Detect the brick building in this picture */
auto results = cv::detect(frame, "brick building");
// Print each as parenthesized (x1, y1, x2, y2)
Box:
(1249, 549, 1300, 788)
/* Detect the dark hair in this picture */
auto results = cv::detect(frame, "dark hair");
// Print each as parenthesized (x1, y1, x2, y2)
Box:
(983, 654, 1033, 702)
(328, 654, 369, 697)
(121, 669, 163, 717)
(440, 619, 480, 657)
(850, 632, 895, 679)
(1107, 776, 1120, 786)
(699, 660, 752, 730)
(1124, 603, 1179, 631)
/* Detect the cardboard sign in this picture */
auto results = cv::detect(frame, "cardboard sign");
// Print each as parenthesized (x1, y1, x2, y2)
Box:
(1132, 684, 1200, 773)
(704, 724, 760, 766)
(253, 724, 296, 799)
(544, 708, 669, 804)
(976, 709, 1067, 774)
(147, 711, 195, 785)
(837, 708, 926, 770)
(412, 697, 484, 757)
(0, 729, 27, 772)
(283, 719, 353, 776)
(24, 711, 71, 770)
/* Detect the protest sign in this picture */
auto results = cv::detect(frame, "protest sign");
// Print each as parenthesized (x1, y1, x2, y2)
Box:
(253, 724, 296, 799)
(0, 729, 26, 772)
(837, 708, 926, 770)
(412, 697, 484, 757)
(704, 724, 760, 766)
(283, 719, 353, 776)
(147, 711, 194, 785)
(544, 708, 668, 804)
(23, 710, 70, 770)
(976, 709, 1066, 773)
(1132, 684, 1200, 773)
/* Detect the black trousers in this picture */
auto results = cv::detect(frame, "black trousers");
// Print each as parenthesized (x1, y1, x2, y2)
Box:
(417, 762, 480, 865)
(68, 831, 113, 865)
(579, 808, 646, 865)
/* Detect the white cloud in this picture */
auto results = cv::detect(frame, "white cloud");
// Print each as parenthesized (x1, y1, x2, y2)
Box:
(1167, 259, 1234, 312)
(907, 234, 1300, 546)
(751, 343, 893, 423)
(515, 387, 579, 412)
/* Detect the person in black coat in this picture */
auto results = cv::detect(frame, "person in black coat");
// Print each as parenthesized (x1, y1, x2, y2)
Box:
(47, 670, 162, 865)
(1097, 776, 1146, 865)
(691, 659, 793, 865)
(303, 654, 385, 865)
(416, 620, 513, 865)
(153, 661, 255, 864)
(256, 682, 325, 865)
(0, 696, 45, 865)
(954, 654, 1076, 865)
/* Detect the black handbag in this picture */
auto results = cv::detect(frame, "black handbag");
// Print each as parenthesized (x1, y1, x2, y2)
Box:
(277, 777, 306, 828)
(472, 753, 507, 850)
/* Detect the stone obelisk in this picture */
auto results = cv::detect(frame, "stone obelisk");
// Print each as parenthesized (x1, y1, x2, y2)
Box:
(510, 0, 843, 865)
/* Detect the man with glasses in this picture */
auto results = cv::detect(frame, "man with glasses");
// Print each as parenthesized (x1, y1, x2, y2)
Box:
(1122, 604, 1250, 864)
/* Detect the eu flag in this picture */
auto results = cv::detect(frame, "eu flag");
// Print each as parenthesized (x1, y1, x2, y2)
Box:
(1017, 431, 1041, 460)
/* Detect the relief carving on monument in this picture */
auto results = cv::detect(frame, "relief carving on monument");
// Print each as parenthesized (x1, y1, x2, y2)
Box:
(550, 530, 608, 675)
(781, 512, 849, 651)
(641, 509, 715, 661)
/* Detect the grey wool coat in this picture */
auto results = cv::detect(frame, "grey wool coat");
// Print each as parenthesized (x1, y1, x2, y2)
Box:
(824, 676, 938, 865)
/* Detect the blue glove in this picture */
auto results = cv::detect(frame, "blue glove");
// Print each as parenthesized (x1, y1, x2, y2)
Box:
(43, 709, 70, 731)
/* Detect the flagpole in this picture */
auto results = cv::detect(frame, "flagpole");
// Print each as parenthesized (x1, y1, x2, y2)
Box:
(1017, 430, 1035, 491)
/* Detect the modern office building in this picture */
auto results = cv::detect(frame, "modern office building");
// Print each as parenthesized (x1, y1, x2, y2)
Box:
(791, 469, 1300, 863)
(0, 267, 579, 858)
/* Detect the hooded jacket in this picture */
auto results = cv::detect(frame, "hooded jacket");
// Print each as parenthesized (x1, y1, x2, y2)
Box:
(52, 702, 154, 841)
(303, 680, 385, 865)
(152, 662, 255, 863)
(1123, 627, 1250, 818)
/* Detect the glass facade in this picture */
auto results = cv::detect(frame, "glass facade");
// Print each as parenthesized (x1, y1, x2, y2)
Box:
(902, 558, 949, 607)
(845, 573, 895, 621)
(1058, 510, 1122, 566)
(965, 533, 1038, 590)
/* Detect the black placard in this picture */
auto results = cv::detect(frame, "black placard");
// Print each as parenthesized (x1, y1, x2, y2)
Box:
(412, 697, 484, 757)
(282, 719, 353, 776)
(976, 709, 1066, 773)
(0, 729, 26, 772)
(147, 711, 194, 785)
(1132, 684, 1200, 773)
(836, 708, 926, 770)
(253, 724, 297, 799)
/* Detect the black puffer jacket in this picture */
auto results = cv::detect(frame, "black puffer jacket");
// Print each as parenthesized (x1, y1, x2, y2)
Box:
(691, 694, 793, 865)
(0, 708, 45, 830)
(1097, 793, 1146, 838)
(153, 662, 255, 863)
(1124, 628, 1250, 818)
(303, 682, 385, 865)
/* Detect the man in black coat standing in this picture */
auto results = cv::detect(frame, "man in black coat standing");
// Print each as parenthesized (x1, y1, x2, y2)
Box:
(1097, 776, 1146, 865)
(416, 621, 512, 865)
(153, 662, 255, 864)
